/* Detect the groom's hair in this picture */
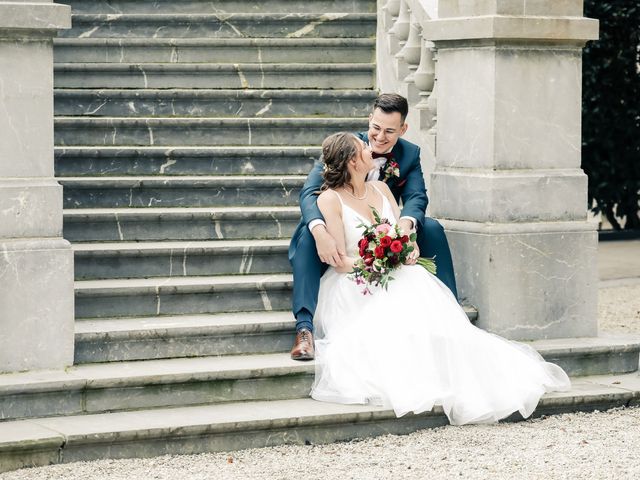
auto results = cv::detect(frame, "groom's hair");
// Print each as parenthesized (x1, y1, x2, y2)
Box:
(373, 93, 409, 124)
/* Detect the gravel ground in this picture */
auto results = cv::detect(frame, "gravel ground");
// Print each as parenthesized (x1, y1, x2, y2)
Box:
(2, 407, 639, 480)
(2, 283, 639, 480)
(598, 283, 640, 334)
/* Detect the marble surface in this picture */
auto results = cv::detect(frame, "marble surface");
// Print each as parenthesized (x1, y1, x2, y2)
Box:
(444, 223, 598, 340)
(62, 206, 300, 242)
(0, 238, 74, 373)
(54, 62, 376, 89)
(60, 12, 376, 39)
(1, 373, 638, 472)
(438, 0, 584, 18)
(0, 1, 74, 373)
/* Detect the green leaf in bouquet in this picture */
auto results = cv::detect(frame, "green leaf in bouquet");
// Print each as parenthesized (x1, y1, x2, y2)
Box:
(371, 206, 382, 224)
(409, 233, 417, 242)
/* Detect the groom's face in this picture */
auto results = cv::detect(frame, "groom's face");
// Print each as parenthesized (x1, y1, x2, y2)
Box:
(367, 108, 408, 154)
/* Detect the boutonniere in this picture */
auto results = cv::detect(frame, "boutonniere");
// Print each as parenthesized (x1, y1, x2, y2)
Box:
(382, 160, 400, 183)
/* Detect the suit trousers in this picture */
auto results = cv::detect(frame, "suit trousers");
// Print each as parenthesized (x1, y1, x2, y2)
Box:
(289, 217, 458, 332)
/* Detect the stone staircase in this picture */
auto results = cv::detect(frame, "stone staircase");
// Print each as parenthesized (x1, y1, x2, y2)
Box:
(53, 0, 378, 367)
(1, 0, 640, 473)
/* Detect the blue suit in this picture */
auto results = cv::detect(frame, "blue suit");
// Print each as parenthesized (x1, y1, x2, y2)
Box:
(288, 133, 458, 331)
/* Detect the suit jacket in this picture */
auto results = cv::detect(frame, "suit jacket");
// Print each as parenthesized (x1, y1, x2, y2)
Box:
(289, 133, 429, 258)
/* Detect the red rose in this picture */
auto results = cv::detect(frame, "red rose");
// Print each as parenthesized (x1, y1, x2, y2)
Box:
(358, 238, 369, 256)
(390, 240, 403, 253)
(374, 245, 385, 259)
(380, 236, 392, 248)
(400, 235, 409, 244)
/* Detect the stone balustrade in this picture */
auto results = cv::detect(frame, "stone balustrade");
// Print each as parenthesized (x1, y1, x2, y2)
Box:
(377, 0, 601, 341)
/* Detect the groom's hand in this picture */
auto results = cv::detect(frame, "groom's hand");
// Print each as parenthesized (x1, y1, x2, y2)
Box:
(312, 225, 345, 267)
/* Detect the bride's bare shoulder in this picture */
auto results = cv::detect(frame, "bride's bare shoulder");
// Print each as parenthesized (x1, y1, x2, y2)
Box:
(317, 189, 341, 213)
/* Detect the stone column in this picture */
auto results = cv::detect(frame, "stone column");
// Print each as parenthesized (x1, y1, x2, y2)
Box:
(0, 1, 73, 372)
(423, 0, 599, 340)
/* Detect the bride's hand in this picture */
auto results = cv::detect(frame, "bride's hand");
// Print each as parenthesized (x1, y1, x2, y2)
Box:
(398, 219, 420, 265)
(334, 254, 356, 273)
(312, 225, 345, 268)
(405, 241, 420, 265)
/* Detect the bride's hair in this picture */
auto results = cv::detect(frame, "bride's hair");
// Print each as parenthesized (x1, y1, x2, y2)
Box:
(320, 132, 359, 191)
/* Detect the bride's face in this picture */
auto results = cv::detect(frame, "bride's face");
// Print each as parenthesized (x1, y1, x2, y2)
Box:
(354, 139, 374, 173)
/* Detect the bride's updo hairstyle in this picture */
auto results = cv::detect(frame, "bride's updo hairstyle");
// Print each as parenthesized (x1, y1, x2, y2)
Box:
(321, 132, 359, 191)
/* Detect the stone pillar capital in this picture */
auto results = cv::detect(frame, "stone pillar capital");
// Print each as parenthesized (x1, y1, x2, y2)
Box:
(0, 2, 71, 37)
(423, 14, 598, 46)
(437, 0, 585, 18)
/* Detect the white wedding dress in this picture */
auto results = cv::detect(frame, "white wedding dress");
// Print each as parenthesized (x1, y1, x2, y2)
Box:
(310, 187, 571, 425)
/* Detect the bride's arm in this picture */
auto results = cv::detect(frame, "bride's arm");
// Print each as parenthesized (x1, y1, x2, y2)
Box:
(317, 191, 356, 273)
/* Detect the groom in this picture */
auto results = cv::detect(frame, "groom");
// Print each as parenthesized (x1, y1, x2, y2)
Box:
(288, 93, 458, 360)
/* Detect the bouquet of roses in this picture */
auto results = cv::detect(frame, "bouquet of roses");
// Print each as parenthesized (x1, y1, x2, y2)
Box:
(349, 208, 436, 295)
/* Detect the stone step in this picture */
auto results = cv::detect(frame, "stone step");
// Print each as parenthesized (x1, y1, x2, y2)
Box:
(60, 175, 305, 208)
(72, 239, 291, 280)
(74, 273, 293, 319)
(0, 353, 313, 422)
(54, 62, 375, 89)
(2, 373, 639, 473)
(529, 336, 640, 377)
(75, 307, 479, 363)
(2, 336, 637, 422)
(55, 146, 320, 176)
(53, 37, 375, 64)
(62, 13, 377, 39)
(63, 206, 300, 242)
(54, 117, 368, 147)
(75, 311, 296, 363)
(53, 88, 376, 118)
(63, 0, 376, 15)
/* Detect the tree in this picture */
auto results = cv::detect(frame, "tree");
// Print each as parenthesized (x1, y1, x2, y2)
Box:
(582, 1, 640, 230)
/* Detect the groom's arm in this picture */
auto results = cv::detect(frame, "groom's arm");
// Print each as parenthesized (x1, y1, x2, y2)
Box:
(299, 160, 324, 227)
(298, 159, 345, 267)
(398, 145, 429, 230)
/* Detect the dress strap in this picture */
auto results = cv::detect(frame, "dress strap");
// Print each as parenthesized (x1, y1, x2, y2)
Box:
(369, 182, 384, 197)
(331, 189, 346, 207)
(368, 182, 392, 218)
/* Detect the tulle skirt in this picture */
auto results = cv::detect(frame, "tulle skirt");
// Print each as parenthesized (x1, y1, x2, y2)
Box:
(311, 265, 571, 426)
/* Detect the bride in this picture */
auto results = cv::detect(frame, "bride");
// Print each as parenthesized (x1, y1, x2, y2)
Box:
(310, 131, 571, 426)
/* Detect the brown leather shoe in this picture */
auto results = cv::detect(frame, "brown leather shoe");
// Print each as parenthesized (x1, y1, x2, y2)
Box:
(290, 329, 315, 361)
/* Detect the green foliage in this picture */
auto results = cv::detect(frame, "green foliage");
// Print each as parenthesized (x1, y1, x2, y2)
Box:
(582, 1, 640, 230)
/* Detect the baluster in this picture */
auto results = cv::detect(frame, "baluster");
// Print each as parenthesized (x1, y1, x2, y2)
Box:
(386, 0, 401, 16)
(414, 38, 436, 110)
(388, 0, 410, 55)
(424, 73, 437, 134)
(383, 0, 402, 30)
(397, 20, 422, 84)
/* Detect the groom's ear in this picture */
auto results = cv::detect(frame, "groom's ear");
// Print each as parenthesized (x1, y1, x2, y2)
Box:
(400, 122, 408, 136)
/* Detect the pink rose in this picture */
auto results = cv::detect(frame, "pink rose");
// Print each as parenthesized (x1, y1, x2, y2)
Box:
(375, 223, 392, 236)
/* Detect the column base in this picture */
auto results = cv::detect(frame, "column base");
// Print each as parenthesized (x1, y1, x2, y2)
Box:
(441, 219, 598, 340)
(0, 238, 74, 373)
